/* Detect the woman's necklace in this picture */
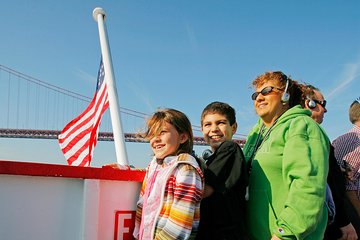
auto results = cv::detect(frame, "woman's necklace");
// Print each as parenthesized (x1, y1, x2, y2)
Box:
(248, 117, 281, 173)
(245, 115, 283, 201)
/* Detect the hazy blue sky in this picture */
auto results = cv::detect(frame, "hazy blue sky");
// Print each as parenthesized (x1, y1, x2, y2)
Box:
(1, 0, 359, 168)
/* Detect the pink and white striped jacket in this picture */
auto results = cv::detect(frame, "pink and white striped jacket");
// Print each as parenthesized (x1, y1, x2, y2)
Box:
(133, 153, 204, 240)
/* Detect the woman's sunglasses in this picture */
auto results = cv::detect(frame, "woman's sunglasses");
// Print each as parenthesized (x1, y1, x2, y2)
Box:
(313, 99, 327, 108)
(251, 86, 282, 100)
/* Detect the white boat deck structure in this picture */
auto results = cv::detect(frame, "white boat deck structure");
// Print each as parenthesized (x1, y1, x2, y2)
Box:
(0, 160, 145, 240)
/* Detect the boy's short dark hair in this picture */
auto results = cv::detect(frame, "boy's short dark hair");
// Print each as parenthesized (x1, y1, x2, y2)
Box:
(201, 101, 236, 126)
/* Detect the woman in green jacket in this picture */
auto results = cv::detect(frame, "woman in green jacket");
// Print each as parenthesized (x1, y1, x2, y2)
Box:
(243, 71, 330, 239)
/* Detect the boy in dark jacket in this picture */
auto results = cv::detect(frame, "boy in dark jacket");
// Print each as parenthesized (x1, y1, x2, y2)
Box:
(196, 101, 248, 240)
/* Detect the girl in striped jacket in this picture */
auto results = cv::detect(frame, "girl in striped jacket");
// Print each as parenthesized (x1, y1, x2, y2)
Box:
(133, 108, 204, 240)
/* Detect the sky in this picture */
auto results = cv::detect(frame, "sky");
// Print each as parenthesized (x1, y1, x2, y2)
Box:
(0, 0, 359, 168)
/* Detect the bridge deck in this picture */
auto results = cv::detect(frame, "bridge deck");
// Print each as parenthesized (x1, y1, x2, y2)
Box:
(0, 128, 246, 147)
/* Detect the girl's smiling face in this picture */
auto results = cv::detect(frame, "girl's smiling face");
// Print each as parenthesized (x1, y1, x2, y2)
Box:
(149, 121, 188, 160)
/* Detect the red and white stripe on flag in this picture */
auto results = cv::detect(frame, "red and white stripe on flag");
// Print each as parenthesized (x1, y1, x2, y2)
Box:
(58, 60, 109, 166)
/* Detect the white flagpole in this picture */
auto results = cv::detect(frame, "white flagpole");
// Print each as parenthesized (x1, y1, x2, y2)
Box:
(93, 7, 129, 165)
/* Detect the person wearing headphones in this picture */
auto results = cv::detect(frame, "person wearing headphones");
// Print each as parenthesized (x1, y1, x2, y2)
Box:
(301, 85, 358, 240)
(243, 71, 330, 239)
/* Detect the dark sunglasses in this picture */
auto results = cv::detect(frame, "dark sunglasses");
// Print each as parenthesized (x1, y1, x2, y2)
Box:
(313, 99, 327, 108)
(251, 86, 282, 100)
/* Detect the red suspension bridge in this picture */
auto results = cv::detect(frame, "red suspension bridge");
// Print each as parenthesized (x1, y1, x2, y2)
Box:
(0, 64, 246, 146)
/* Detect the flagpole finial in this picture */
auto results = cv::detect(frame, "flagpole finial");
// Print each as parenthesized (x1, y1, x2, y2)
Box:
(93, 7, 106, 22)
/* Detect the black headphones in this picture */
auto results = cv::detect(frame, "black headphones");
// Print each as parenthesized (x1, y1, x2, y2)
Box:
(307, 99, 317, 109)
(281, 78, 290, 103)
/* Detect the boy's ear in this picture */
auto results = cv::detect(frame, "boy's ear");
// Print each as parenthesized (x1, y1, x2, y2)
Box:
(231, 122, 238, 134)
(179, 133, 189, 144)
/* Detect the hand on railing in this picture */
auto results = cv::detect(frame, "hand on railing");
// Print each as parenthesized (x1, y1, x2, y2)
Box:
(103, 163, 136, 170)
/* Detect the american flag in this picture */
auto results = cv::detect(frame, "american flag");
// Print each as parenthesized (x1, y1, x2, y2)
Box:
(58, 60, 109, 166)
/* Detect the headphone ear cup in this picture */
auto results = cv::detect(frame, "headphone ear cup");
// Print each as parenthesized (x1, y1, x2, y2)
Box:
(281, 92, 290, 103)
(281, 78, 290, 103)
(307, 99, 316, 109)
